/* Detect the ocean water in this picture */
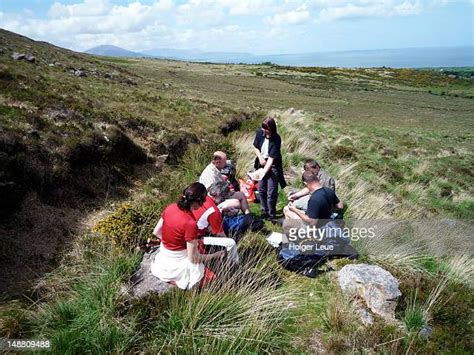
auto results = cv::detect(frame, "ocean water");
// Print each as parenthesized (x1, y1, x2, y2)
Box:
(208, 46, 474, 68)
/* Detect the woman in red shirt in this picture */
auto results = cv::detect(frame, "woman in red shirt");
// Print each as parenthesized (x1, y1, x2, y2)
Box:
(151, 182, 224, 289)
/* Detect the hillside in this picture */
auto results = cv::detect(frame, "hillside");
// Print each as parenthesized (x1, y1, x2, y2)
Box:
(0, 29, 246, 295)
(0, 29, 473, 353)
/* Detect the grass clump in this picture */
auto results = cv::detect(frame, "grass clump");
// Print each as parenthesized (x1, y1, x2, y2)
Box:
(403, 291, 427, 333)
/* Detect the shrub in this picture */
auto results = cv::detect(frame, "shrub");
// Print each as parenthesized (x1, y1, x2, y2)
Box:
(93, 203, 145, 251)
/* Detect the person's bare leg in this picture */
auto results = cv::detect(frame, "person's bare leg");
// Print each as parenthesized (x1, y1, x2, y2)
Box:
(230, 191, 250, 214)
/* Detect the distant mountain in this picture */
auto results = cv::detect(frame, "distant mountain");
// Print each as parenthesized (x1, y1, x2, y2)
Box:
(85, 45, 149, 58)
(85, 44, 474, 68)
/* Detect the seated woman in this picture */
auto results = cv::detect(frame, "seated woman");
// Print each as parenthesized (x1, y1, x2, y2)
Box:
(150, 182, 225, 289)
(192, 180, 240, 265)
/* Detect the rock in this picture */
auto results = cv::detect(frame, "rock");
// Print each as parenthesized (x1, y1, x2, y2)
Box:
(418, 325, 432, 339)
(128, 248, 174, 298)
(353, 299, 374, 326)
(11, 52, 25, 60)
(338, 264, 401, 322)
(74, 69, 86, 77)
(25, 54, 35, 63)
(11, 52, 35, 63)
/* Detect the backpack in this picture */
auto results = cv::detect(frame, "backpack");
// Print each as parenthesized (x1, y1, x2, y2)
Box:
(223, 214, 265, 242)
(220, 161, 240, 192)
(277, 235, 358, 278)
(239, 178, 257, 202)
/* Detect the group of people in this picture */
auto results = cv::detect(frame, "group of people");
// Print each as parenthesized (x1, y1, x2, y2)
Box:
(150, 117, 343, 289)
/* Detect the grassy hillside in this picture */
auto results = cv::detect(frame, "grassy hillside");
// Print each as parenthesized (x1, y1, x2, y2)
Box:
(0, 29, 249, 295)
(0, 29, 473, 353)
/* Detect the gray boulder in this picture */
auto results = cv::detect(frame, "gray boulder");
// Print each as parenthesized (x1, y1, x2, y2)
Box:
(12, 52, 25, 60)
(11, 52, 35, 62)
(25, 54, 35, 63)
(74, 69, 86, 77)
(127, 248, 174, 298)
(338, 264, 401, 322)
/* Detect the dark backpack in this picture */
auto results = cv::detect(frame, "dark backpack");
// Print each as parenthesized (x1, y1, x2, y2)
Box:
(223, 214, 265, 242)
(277, 236, 358, 278)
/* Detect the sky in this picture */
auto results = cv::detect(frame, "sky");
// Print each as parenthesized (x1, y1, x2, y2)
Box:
(0, 0, 473, 54)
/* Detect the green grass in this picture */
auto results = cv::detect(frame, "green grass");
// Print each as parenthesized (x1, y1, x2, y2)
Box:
(1, 28, 473, 353)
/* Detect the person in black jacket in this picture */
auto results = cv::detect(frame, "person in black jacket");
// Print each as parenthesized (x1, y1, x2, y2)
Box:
(253, 117, 287, 220)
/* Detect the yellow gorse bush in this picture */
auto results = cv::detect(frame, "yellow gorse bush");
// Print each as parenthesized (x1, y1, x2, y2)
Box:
(93, 203, 145, 251)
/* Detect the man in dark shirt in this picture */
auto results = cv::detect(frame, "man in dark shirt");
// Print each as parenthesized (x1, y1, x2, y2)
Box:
(287, 170, 343, 227)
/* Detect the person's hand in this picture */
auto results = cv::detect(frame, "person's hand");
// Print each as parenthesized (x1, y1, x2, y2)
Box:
(259, 157, 266, 166)
(288, 202, 297, 213)
(288, 193, 297, 202)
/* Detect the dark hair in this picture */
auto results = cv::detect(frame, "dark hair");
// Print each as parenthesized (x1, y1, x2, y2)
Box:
(304, 159, 320, 171)
(177, 182, 207, 211)
(261, 117, 277, 136)
(302, 170, 319, 184)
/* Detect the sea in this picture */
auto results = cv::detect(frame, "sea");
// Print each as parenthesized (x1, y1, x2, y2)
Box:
(206, 46, 474, 68)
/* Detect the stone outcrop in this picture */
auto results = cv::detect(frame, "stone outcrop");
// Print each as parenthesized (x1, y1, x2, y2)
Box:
(338, 264, 401, 322)
(11, 52, 35, 62)
(126, 248, 174, 298)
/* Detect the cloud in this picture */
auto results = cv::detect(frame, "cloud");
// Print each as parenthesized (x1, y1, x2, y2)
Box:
(0, 0, 461, 53)
(264, 4, 310, 26)
(48, 0, 112, 18)
(0, 0, 177, 50)
(221, 0, 276, 16)
(316, 1, 423, 22)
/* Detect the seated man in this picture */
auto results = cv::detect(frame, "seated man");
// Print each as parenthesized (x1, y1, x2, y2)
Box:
(199, 151, 250, 214)
(285, 170, 343, 228)
(191, 181, 239, 264)
(285, 159, 335, 215)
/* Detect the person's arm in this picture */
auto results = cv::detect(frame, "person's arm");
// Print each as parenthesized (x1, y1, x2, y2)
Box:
(152, 218, 163, 239)
(254, 147, 266, 166)
(289, 187, 310, 201)
(253, 131, 266, 166)
(332, 191, 343, 210)
(288, 203, 318, 226)
(262, 157, 274, 175)
(217, 199, 240, 212)
(207, 207, 227, 237)
(187, 240, 225, 264)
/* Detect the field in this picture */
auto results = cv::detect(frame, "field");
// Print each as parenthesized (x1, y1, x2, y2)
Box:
(0, 29, 473, 353)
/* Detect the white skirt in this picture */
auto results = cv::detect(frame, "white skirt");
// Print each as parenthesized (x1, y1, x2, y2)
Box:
(150, 245, 204, 290)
